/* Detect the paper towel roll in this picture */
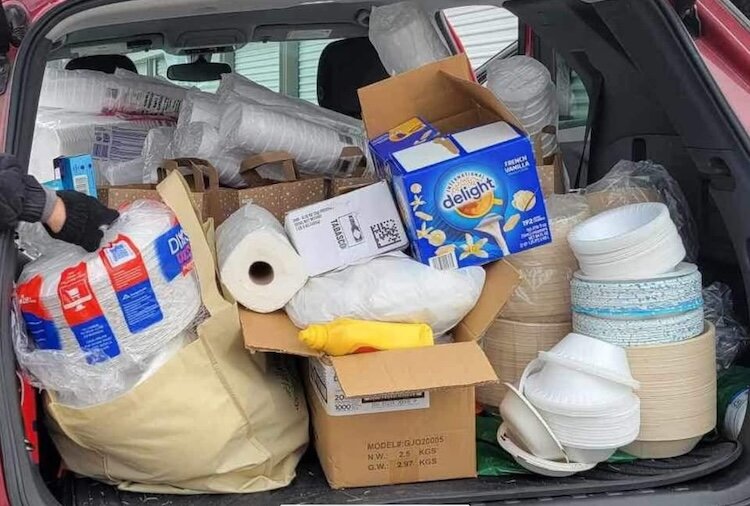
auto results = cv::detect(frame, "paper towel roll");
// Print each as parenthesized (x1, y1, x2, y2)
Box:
(216, 203, 308, 313)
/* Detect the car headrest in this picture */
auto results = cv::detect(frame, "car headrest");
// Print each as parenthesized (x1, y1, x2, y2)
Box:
(317, 37, 389, 119)
(65, 55, 138, 74)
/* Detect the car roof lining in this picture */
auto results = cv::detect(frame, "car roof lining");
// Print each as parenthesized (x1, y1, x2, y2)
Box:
(46, 0, 507, 47)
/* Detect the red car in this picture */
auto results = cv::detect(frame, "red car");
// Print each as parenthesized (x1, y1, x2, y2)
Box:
(1, 0, 750, 504)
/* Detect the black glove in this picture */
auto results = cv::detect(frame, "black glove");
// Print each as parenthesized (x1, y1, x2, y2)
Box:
(0, 155, 54, 229)
(45, 191, 119, 252)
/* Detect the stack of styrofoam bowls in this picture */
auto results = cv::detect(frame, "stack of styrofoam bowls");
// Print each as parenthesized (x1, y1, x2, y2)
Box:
(567, 203, 685, 280)
(478, 319, 571, 410)
(487, 56, 559, 159)
(571, 263, 704, 347)
(518, 333, 641, 464)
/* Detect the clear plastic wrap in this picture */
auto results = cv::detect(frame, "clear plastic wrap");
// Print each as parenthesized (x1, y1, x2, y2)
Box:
(500, 194, 590, 323)
(141, 126, 175, 184)
(14, 200, 202, 407)
(176, 90, 223, 130)
(583, 160, 698, 261)
(39, 68, 186, 118)
(219, 94, 367, 177)
(217, 73, 364, 137)
(16, 222, 73, 262)
(285, 252, 485, 336)
(487, 56, 559, 158)
(704, 281, 749, 370)
(368, 1, 451, 76)
(30, 107, 173, 184)
(216, 203, 308, 313)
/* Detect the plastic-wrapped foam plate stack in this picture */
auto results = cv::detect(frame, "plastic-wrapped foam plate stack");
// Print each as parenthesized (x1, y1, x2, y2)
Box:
(15, 200, 202, 407)
(487, 56, 559, 158)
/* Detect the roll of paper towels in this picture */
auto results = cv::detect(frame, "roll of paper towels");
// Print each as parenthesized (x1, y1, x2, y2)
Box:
(216, 203, 308, 313)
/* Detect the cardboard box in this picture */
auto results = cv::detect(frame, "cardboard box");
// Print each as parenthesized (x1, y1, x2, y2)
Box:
(284, 181, 409, 276)
(359, 55, 552, 270)
(538, 152, 566, 196)
(54, 154, 98, 197)
(241, 259, 521, 488)
(309, 357, 430, 417)
(370, 117, 440, 179)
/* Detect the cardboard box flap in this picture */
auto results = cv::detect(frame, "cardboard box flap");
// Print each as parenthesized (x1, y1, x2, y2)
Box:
(453, 260, 521, 343)
(330, 341, 498, 397)
(359, 54, 474, 139)
(240, 309, 322, 357)
(442, 72, 527, 135)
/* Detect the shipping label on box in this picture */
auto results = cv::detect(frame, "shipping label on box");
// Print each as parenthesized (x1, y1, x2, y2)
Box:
(369, 117, 440, 180)
(309, 358, 430, 416)
(388, 121, 552, 270)
(284, 181, 409, 276)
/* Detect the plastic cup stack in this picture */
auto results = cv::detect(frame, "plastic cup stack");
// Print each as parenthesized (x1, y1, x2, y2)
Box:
(565, 201, 716, 458)
(487, 56, 559, 159)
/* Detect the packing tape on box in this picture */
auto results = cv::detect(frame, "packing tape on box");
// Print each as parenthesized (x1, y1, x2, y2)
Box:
(571, 263, 702, 318)
(500, 194, 590, 323)
(15, 200, 202, 407)
(477, 319, 571, 410)
(625, 323, 717, 442)
(216, 203, 308, 313)
(572, 308, 705, 347)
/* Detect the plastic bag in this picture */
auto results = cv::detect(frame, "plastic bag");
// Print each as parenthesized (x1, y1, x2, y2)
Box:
(141, 126, 175, 184)
(704, 282, 749, 370)
(500, 194, 590, 322)
(369, 1, 451, 76)
(14, 200, 203, 407)
(487, 56, 559, 158)
(583, 160, 699, 261)
(286, 252, 485, 336)
(176, 89, 223, 130)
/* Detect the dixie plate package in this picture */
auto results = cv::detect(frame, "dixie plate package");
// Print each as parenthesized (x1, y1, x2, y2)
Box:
(359, 54, 553, 270)
(284, 182, 408, 276)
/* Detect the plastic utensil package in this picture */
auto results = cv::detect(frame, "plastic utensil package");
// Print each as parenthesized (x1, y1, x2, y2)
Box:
(368, 1, 451, 75)
(584, 160, 698, 261)
(285, 252, 485, 336)
(14, 200, 203, 407)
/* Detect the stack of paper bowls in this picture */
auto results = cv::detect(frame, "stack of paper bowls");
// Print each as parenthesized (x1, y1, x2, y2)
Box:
(567, 202, 717, 458)
(487, 56, 559, 159)
(497, 333, 640, 474)
(479, 195, 588, 410)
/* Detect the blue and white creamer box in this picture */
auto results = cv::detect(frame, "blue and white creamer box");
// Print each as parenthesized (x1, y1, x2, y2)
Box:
(377, 120, 552, 270)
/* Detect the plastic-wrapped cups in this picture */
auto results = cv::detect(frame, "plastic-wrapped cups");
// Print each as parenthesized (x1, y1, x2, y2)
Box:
(216, 204, 308, 313)
(567, 203, 686, 280)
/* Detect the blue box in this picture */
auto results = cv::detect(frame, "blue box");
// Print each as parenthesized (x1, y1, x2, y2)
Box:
(369, 117, 440, 179)
(385, 121, 552, 269)
(53, 154, 97, 198)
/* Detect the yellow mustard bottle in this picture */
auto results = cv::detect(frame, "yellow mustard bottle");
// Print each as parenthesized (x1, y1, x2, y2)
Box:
(299, 319, 434, 356)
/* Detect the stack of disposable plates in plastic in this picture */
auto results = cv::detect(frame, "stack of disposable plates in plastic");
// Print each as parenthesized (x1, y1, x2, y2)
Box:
(498, 333, 640, 474)
(487, 56, 559, 159)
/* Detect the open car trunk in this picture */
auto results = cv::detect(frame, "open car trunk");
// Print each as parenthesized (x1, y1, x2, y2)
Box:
(4, 0, 750, 504)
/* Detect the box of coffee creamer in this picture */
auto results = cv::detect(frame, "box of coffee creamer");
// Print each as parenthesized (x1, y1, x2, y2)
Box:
(373, 119, 552, 270)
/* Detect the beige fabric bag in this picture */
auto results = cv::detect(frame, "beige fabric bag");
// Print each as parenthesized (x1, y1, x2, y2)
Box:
(45, 172, 309, 494)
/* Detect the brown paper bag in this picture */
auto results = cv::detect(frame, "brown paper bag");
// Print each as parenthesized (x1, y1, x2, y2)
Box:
(45, 171, 309, 494)
(234, 152, 328, 222)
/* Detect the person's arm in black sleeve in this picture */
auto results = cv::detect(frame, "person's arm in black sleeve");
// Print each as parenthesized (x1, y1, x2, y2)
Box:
(0, 154, 119, 252)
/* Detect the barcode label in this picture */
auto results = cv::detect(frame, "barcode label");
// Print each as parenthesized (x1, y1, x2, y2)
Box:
(103, 241, 136, 267)
(92, 143, 109, 158)
(429, 251, 458, 271)
(370, 219, 402, 249)
(72, 175, 89, 193)
(93, 126, 148, 162)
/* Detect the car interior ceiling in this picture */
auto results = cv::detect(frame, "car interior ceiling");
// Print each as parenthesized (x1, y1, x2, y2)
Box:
(7, 0, 750, 504)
